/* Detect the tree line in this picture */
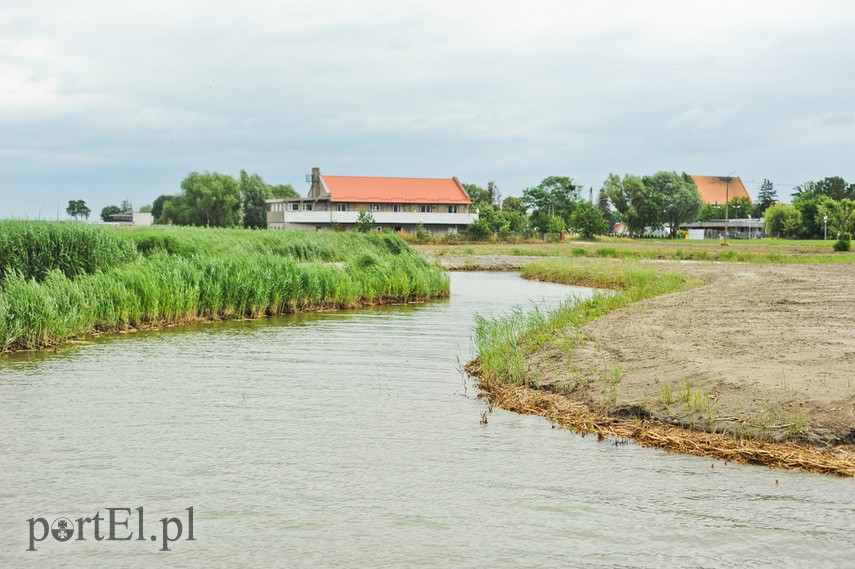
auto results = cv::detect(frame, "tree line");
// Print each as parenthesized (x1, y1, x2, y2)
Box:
(150, 171, 298, 228)
(763, 177, 855, 242)
(465, 171, 711, 240)
(88, 170, 853, 244)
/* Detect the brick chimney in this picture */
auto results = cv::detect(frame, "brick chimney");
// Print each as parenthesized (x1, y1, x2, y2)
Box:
(308, 167, 322, 198)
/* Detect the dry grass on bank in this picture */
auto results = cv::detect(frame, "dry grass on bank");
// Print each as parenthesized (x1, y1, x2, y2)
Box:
(472, 365, 855, 477)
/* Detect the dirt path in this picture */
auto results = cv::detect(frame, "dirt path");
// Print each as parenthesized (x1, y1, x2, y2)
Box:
(526, 261, 855, 447)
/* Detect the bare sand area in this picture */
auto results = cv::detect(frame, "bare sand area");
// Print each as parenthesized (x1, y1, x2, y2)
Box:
(533, 261, 855, 447)
(436, 253, 855, 449)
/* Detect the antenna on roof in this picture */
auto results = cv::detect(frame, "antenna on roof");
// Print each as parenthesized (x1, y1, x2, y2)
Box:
(305, 174, 311, 183)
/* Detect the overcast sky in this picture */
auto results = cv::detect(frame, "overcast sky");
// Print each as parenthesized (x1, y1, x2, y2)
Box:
(2, 0, 854, 219)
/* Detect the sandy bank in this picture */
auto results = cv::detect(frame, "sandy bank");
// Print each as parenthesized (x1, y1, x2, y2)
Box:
(442, 251, 855, 472)
(530, 261, 855, 448)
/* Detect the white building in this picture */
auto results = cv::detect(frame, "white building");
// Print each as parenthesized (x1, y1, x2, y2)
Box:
(266, 167, 478, 235)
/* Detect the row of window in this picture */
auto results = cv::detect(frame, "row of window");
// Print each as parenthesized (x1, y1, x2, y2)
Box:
(270, 202, 313, 212)
(353, 204, 461, 213)
(271, 203, 462, 213)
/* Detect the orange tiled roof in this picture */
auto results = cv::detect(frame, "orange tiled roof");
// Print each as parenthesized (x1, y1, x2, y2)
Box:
(691, 175, 752, 205)
(321, 175, 471, 204)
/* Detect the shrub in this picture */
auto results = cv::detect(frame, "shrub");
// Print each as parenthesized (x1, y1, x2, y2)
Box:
(834, 232, 851, 252)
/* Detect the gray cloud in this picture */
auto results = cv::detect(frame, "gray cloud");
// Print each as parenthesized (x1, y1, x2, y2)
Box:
(2, 0, 855, 218)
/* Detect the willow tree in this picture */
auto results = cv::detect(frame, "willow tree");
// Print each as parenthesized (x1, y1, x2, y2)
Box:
(643, 171, 702, 238)
(602, 174, 662, 237)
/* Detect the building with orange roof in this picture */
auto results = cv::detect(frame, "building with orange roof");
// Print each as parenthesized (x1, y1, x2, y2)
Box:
(691, 175, 752, 205)
(266, 167, 478, 234)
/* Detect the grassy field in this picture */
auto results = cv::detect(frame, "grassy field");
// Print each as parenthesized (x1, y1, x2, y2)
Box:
(415, 236, 853, 264)
(0, 222, 449, 352)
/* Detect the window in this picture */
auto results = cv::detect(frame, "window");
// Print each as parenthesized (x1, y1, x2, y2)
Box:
(447, 205, 459, 213)
(336, 203, 349, 212)
(303, 203, 313, 211)
(287, 203, 299, 211)
(420, 204, 432, 213)
(370, 204, 381, 212)
(392, 204, 404, 213)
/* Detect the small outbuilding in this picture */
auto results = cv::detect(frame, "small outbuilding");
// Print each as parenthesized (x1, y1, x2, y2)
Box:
(681, 218, 765, 239)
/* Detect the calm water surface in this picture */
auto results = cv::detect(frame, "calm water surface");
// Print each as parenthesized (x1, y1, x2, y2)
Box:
(1, 272, 853, 568)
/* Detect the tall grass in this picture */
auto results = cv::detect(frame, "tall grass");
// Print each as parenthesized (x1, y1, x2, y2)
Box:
(0, 224, 448, 352)
(0, 221, 137, 282)
(473, 260, 697, 384)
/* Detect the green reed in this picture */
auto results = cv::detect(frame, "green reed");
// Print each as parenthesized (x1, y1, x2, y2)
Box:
(0, 223, 449, 352)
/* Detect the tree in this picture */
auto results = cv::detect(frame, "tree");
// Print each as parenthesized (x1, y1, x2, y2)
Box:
(169, 171, 241, 227)
(267, 184, 299, 199)
(240, 170, 270, 229)
(139, 205, 153, 213)
(596, 190, 614, 230)
(791, 188, 824, 239)
(66, 200, 91, 220)
(100, 205, 122, 222)
(151, 194, 172, 222)
(764, 204, 801, 238)
(502, 196, 526, 214)
(468, 204, 529, 239)
(355, 211, 375, 233)
(487, 181, 501, 207)
(602, 174, 663, 237)
(643, 171, 701, 237)
(727, 196, 755, 219)
(522, 176, 580, 234)
(466, 217, 492, 240)
(545, 214, 566, 234)
(699, 197, 755, 222)
(697, 203, 725, 222)
(463, 183, 496, 208)
(569, 200, 609, 239)
(756, 179, 777, 217)
(814, 176, 854, 201)
(818, 197, 855, 239)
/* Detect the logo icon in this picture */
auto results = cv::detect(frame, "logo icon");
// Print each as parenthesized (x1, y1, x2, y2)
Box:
(51, 518, 74, 542)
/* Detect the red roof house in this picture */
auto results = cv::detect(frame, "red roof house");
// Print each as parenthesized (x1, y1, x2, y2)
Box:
(691, 175, 752, 205)
(266, 167, 478, 234)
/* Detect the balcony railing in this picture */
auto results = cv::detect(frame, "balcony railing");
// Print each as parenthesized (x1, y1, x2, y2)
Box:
(268, 210, 478, 226)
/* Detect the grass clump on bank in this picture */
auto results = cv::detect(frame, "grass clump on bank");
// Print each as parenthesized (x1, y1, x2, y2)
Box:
(0, 223, 448, 352)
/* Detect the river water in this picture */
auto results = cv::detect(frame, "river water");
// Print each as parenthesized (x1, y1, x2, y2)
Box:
(1, 272, 853, 567)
